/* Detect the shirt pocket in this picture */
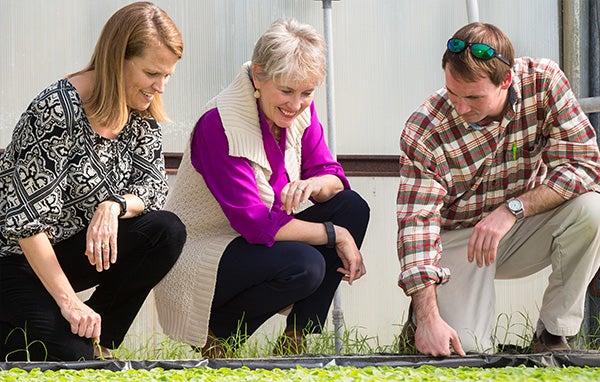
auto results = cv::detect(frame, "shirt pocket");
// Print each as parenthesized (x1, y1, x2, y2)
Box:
(505, 135, 547, 186)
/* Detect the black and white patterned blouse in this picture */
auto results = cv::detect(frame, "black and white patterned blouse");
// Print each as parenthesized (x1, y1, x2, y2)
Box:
(0, 79, 169, 257)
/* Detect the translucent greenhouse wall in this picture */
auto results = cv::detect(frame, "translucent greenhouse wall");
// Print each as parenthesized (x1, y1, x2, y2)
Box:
(0, 0, 568, 350)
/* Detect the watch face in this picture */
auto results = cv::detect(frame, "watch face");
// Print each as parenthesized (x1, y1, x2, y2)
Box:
(508, 199, 522, 211)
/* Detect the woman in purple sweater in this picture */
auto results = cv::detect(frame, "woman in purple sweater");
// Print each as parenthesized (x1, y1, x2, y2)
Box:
(155, 18, 369, 357)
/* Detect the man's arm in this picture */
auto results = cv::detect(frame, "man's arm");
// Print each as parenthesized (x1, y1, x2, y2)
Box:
(518, 184, 566, 217)
(412, 286, 466, 356)
(468, 184, 565, 267)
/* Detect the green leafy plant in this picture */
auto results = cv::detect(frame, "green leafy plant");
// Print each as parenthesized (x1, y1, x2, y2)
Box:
(2, 365, 600, 381)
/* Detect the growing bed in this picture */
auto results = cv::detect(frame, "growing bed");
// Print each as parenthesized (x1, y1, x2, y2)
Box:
(2, 352, 600, 381)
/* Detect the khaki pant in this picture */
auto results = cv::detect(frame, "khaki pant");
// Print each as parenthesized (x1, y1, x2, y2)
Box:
(436, 192, 600, 353)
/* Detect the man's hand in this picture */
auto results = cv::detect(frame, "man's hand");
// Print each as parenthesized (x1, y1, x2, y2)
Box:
(467, 204, 515, 267)
(415, 314, 465, 357)
(412, 286, 466, 357)
(469, 186, 565, 267)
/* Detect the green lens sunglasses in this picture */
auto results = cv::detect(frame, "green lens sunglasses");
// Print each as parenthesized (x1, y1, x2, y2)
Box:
(447, 38, 511, 67)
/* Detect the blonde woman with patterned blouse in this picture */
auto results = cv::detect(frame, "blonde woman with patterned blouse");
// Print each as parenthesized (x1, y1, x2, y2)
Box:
(0, 2, 186, 361)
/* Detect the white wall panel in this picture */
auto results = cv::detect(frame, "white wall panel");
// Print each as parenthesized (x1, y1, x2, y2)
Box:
(1, 0, 561, 153)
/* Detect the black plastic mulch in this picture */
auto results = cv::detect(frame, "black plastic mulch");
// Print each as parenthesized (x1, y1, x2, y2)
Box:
(2, 351, 600, 371)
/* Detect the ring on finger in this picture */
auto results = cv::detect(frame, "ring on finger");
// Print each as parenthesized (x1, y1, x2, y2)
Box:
(101, 243, 109, 250)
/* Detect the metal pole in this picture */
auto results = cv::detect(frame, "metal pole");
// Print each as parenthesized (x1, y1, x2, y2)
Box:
(586, 0, 600, 347)
(465, 0, 480, 23)
(589, 0, 600, 144)
(579, 97, 600, 114)
(563, 0, 583, 97)
(317, 0, 343, 355)
(321, 0, 338, 155)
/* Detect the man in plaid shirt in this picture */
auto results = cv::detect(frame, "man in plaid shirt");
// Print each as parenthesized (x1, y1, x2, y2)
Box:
(397, 22, 600, 356)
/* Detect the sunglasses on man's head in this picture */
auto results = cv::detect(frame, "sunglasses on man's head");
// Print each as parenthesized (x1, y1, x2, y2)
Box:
(447, 38, 511, 67)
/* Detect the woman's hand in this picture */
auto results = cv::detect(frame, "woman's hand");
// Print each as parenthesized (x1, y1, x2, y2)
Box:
(280, 175, 344, 215)
(281, 179, 319, 215)
(85, 201, 121, 271)
(19, 233, 103, 343)
(333, 225, 367, 285)
(59, 297, 102, 342)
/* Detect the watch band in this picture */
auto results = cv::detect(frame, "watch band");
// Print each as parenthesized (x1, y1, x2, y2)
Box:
(324, 221, 336, 249)
(107, 194, 127, 217)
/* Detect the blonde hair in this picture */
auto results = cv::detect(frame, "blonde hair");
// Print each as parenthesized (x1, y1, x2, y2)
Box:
(70, 2, 183, 128)
(442, 22, 513, 86)
(251, 18, 326, 86)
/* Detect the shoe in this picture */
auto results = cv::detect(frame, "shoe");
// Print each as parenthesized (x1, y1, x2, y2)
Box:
(531, 329, 571, 353)
(398, 303, 417, 354)
(272, 330, 307, 356)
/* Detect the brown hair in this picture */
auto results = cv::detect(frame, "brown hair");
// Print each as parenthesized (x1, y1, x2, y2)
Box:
(70, 2, 183, 128)
(442, 22, 513, 86)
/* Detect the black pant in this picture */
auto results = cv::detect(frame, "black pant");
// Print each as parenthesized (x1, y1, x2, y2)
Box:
(209, 190, 370, 343)
(0, 210, 186, 361)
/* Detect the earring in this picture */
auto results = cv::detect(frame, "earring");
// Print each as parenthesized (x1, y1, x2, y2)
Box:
(253, 89, 261, 99)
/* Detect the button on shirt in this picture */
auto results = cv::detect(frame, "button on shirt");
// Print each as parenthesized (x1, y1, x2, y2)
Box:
(397, 57, 600, 295)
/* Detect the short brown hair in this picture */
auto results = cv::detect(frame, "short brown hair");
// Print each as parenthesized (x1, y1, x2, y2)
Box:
(442, 22, 513, 86)
(70, 2, 183, 128)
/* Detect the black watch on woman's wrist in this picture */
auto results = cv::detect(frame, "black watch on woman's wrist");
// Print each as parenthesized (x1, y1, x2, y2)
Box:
(324, 221, 336, 248)
(107, 194, 127, 217)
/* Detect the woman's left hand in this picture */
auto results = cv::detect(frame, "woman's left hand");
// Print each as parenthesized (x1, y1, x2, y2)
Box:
(281, 180, 319, 215)
(281, 175, 344, 215)
(85, 201, 121, 272)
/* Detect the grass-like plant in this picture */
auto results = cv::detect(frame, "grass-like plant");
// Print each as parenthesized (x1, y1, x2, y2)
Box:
(491, 311, 535, 354)
(3, 323, 48, 362)
(112, 324, 403, 360)
(6, 310, 600, 361)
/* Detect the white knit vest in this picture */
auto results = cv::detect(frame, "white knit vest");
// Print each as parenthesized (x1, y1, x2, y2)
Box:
(154, 63, 311, 346)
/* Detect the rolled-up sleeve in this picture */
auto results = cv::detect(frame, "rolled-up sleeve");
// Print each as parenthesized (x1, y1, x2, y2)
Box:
(397, 124, 450, 296)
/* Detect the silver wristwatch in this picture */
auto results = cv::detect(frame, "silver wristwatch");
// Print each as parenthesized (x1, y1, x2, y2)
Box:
(506, 197, 524, 220)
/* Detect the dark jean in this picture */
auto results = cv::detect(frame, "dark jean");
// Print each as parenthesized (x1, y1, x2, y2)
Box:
(209, 189, 370, 343)
(0, 210, 186, 361)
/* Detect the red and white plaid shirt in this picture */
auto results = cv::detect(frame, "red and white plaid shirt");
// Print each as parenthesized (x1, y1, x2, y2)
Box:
(397, 57, 600, 295)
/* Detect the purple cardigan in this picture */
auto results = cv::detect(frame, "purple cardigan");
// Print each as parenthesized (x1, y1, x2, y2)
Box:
(190, 101, 350, 247)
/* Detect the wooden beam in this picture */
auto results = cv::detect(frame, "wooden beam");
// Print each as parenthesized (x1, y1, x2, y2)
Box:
(0, 149, 400, 177)
(164, 152, 399, 177)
